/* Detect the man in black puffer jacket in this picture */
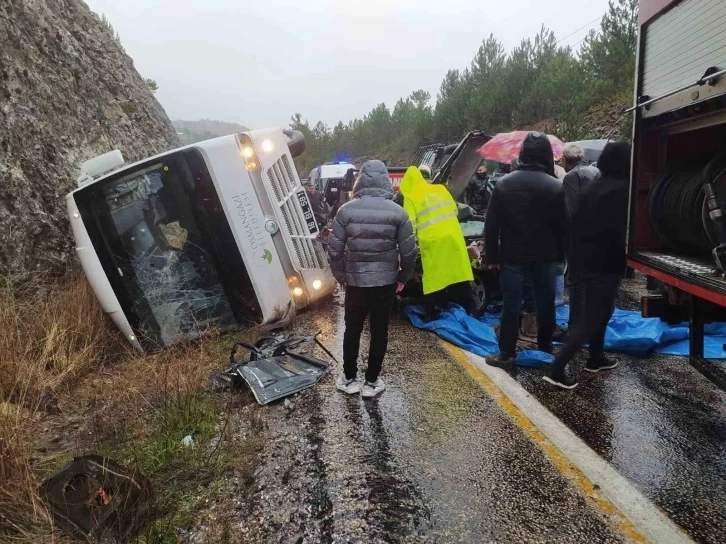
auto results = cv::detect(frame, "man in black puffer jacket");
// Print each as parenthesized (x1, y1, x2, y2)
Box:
(328, 160, 418, 398)
(484, 132, 568, 368)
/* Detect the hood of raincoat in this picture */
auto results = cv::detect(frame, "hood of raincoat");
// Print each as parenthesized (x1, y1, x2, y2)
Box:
(400, 166, 427, 198)
(518, 132, 555, 178)
(352, 160, 393, 199)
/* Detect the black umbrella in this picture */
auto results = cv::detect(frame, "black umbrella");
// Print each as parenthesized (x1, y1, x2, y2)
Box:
(569, 139, 611, 163)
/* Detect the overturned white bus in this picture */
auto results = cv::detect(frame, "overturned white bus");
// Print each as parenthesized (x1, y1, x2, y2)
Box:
(66, 128, 335, 351)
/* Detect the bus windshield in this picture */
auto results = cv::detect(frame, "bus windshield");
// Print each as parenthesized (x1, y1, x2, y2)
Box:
(75, 149, 260, 347)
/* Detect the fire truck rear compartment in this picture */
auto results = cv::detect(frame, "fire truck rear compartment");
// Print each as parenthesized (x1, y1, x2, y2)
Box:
(631, 115, 726, 298)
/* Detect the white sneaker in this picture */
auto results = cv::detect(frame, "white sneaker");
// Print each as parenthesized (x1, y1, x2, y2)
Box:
(336, 375, 362, 394)
(361, 379, 386, 398)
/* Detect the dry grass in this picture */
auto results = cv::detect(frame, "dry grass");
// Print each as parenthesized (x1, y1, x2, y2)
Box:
(81, 339, 263, 544)
(0, 273, 265, 542)
(0, 272, 123, 539)
(0, 272, 124, 409)
(0, 404, 53, 540)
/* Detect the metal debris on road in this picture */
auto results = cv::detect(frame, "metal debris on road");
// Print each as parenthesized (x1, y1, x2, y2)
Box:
(215, 332, 336, 405)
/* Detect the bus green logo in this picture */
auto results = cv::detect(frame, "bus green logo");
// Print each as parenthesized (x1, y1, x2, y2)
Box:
(252, 248, 273, 267)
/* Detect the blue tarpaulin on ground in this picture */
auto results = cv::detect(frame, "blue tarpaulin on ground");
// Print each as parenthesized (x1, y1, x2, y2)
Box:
(405, 304, 726, 366)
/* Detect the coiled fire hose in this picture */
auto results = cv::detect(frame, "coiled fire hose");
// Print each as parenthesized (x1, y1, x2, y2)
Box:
(647, 155, 726, 264)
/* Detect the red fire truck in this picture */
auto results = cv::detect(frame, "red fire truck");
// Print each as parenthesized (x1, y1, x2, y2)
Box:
(628, 0, 726, 386)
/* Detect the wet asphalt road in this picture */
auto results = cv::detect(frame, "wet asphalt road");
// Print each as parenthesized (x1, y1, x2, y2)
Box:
(243, 281, 726, 543)
(513, 275, 726, 544)
(514, 352, 726, 544)
(248, 300, 625, 543)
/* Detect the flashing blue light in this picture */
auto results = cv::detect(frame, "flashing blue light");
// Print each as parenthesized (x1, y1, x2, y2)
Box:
(338, 161, 348, 165)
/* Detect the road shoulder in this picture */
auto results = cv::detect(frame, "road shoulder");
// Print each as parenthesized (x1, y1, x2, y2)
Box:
(442, 341, 694, 544)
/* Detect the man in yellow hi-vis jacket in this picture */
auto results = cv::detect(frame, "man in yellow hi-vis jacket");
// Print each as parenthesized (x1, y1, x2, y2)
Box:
(400, 166, 474, 319)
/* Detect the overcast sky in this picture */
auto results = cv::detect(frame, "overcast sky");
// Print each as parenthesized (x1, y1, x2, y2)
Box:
(84, 0, 613, 128)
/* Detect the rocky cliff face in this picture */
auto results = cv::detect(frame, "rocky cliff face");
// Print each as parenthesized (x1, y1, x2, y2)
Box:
(0, 0, 180, 275)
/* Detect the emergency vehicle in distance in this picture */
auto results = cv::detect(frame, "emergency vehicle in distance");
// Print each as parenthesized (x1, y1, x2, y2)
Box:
(310, 162, 406, 197)
(308, 162, 355, 195)
(67, 129, 335, 351)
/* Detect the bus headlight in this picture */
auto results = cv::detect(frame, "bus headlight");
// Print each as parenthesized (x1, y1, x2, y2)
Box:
(261, 140, 274, 153)
(312, 280, 322, 290)
(292, 287, 304, 297)
(237, 134, 260, 171)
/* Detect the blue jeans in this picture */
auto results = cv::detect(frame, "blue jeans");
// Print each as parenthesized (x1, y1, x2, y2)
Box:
(524, 262, 564, 312)
(499, 263, 557, 356)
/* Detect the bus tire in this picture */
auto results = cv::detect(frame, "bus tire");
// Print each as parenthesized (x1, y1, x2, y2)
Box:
(283, 129, 306, 158)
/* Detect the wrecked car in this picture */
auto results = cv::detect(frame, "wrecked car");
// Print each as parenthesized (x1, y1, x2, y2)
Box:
(326, 132, 499, 315)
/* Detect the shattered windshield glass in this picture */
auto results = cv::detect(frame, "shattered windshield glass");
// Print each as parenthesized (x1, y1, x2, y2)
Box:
(95, 161, 237, 346)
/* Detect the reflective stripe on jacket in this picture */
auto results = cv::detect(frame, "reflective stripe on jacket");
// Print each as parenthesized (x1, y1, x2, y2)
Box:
(400, 167, 473, 295)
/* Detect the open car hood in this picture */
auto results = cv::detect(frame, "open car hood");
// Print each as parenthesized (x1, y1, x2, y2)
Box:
(433, 131, 493, 201)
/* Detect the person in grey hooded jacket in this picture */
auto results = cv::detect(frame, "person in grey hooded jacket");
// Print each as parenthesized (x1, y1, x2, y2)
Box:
(328, 160, 418, 398)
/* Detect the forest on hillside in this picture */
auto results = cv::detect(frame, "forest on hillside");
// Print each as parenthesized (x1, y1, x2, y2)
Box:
(291, 0, 637, 175)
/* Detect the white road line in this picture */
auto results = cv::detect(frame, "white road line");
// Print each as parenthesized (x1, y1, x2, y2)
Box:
(465, 351, 694, 544)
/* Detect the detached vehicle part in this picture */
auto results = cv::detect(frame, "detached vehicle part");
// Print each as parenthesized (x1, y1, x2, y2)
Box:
(39, 456, 153, 542)
(216, 332, 335, 405)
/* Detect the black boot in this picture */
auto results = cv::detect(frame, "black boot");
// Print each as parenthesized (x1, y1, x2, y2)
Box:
(584, 355, 618, 373)
(485, 353, 517, 370)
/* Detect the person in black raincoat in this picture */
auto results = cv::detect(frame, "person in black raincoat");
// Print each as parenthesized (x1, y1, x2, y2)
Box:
(544, 142, 630, 390)
(467, 163, 490, 213)
(484, 132, 568, 368)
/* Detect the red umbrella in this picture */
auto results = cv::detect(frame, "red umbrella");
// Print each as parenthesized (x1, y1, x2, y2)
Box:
(477, 131, 565, 164)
